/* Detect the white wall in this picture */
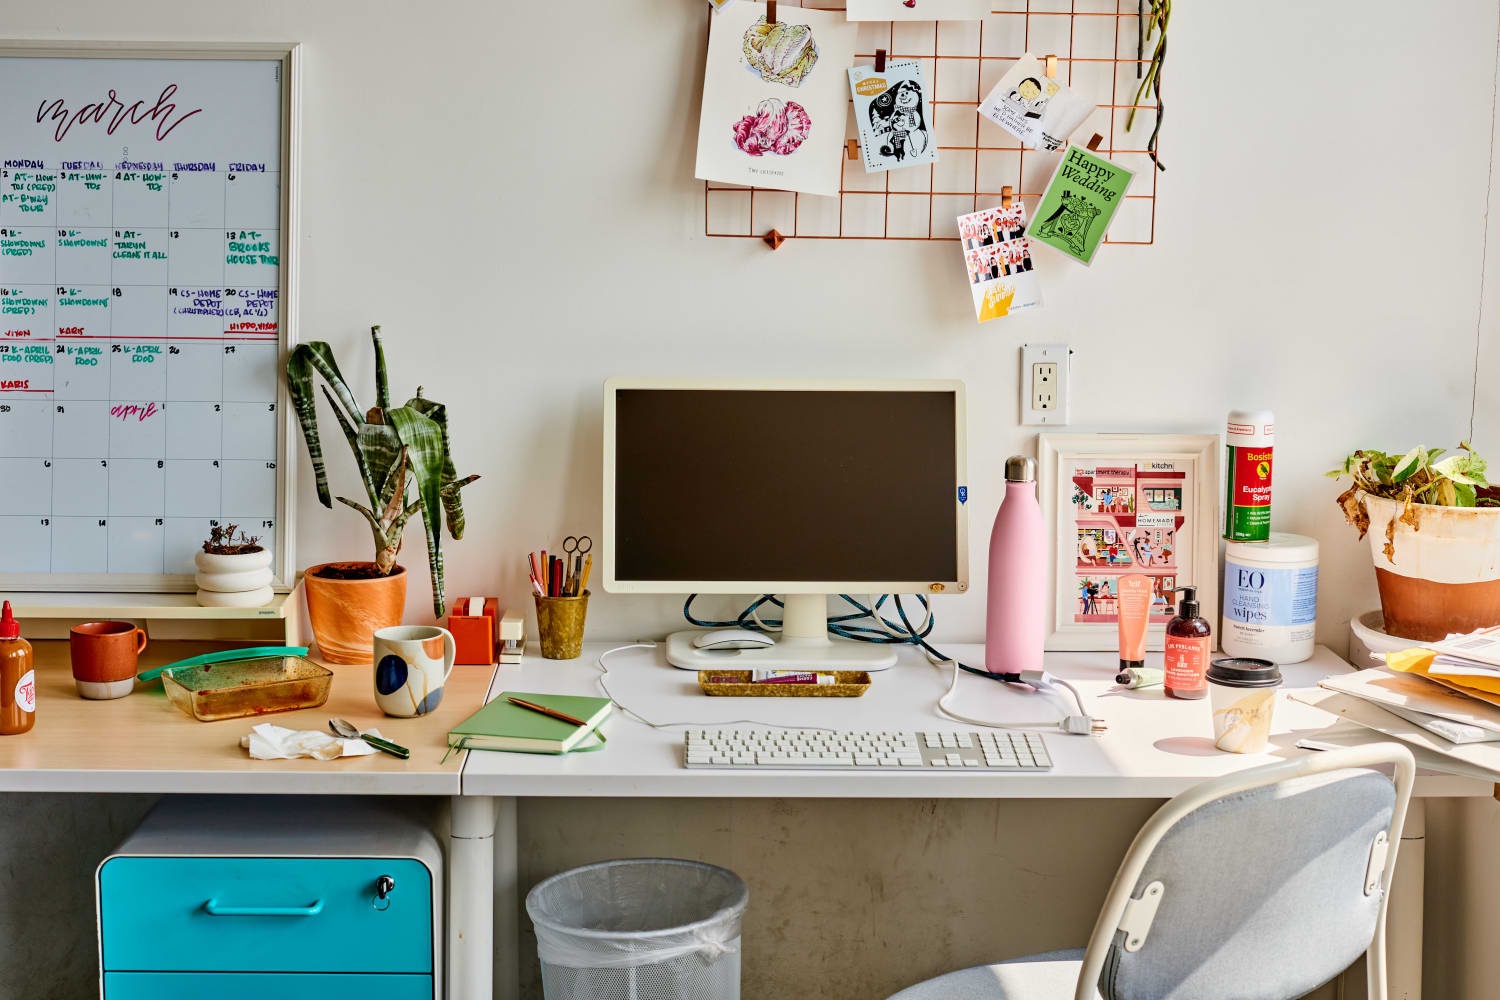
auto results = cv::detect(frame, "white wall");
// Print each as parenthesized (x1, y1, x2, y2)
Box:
(10, 0, 1492, 645)
(3, 2, 1498, 998)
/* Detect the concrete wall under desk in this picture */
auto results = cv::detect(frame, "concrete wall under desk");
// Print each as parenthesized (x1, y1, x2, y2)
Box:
(4, 791, 1495, 998)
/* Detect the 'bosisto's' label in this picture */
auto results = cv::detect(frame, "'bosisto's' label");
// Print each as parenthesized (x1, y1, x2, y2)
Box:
(1224, 444, 1273, 541)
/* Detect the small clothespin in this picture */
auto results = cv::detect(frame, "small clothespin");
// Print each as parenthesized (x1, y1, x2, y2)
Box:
(1001, 185, 1014, 208)
(766, 0, 776, 24)
(1086, 133, 1103, 152)
(1045, 54, 1058, 79)
(846, 140, 859, 160)
(763, 229, 786, 250)
(875, 48, 887, 73)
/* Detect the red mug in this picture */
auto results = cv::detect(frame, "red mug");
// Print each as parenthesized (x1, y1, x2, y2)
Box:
(70, 621, 147, 700)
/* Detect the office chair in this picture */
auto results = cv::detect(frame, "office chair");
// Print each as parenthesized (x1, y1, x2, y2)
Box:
(887, 743, 1416, 1000)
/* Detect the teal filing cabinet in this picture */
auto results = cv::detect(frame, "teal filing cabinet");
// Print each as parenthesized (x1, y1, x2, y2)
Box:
(96, 797, 442, 999)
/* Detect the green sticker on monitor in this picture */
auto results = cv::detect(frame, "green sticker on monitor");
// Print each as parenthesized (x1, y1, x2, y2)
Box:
(1027, 145, 1133, 266)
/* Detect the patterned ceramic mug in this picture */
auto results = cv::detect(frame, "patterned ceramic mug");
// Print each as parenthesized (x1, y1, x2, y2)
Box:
(373, 625, 456, 718)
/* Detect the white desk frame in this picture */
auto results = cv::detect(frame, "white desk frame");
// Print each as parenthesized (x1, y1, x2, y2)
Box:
(0, 643, 1484, 999)
(457, 643, 1486, 1000)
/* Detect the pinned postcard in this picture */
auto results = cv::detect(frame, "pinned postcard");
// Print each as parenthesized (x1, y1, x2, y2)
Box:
(847, 0, 988, 21)
(977, 53, 1094, 152)
(848, 61, 937, 174)
(1028, 143, 1134, 265)
(708, 0, 740, 10)
(957, 203, 1042, 322)
(695, 2, 858, 198)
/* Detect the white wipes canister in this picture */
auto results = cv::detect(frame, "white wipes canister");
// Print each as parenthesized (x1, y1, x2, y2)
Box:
(1222, 532, 1319, 664)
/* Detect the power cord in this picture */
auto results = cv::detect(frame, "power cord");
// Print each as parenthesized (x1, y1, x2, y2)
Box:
(682, 594, 1106, 736)
(595, 643, 834, 732)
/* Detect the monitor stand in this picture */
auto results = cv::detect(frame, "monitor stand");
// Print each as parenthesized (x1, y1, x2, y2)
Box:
(665, 593, 900, 672)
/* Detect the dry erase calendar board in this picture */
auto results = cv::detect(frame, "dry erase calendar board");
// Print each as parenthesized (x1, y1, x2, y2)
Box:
(0, 43, 299, 592)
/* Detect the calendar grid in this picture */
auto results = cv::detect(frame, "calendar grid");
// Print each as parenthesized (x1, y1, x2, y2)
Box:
(1, 159, 283, 576)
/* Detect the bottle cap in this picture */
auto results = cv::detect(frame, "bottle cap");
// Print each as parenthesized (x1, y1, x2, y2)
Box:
(1173, 585, 1199, 620)
(1207, 657, 1281, 689)
(1004, 456, 1035, 483)
(0, 601, 17, 640)
(1118, 657, 1144, 672)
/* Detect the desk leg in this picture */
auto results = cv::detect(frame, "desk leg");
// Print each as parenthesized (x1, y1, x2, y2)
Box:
(450, 795, 499, 1000)
(494, 796, 519, 1000)
(1387, 797, 1425, 1000)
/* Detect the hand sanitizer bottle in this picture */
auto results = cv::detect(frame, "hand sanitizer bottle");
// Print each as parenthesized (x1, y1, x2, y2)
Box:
(986, 456, 1046, 675)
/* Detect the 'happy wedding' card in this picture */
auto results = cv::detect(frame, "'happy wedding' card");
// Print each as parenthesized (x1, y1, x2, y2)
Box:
(695, 2, 857, 197)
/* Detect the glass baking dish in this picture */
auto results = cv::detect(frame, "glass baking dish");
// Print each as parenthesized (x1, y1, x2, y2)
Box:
(157, 653, 333, 722)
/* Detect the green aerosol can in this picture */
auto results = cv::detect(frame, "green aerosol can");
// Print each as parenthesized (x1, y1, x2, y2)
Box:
(1224, 409, 1274, 542)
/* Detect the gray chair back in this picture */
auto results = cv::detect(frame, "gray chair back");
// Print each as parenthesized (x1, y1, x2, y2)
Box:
(1077, 745, 1413, 1000)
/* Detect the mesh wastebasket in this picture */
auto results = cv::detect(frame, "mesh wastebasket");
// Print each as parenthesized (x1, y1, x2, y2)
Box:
(526, 858, 749, 1000)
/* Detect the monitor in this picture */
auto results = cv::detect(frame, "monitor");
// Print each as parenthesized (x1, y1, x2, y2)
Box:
(603, 378, 968, 670)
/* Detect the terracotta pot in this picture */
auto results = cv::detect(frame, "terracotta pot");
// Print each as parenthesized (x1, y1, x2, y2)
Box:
(1361, 493, 1500, 641)
(303, 563, 407, 664)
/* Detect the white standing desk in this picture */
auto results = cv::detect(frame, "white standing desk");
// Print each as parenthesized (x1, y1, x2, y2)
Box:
(461, 642, 1490, 999)
(0, 640, 1487, 1000)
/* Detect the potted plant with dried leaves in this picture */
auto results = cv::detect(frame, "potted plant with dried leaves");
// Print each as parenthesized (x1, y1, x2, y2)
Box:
(195, 524, 273, 608)
(1328, 443, 1500, 641)
(288, 325, 479, 663)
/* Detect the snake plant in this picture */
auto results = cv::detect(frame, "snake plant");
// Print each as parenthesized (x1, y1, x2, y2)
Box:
(287, 325, 479, 617)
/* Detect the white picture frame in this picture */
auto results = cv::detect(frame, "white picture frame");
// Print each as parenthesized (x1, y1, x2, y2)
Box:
(0, 40, 300, 593)
(1038, 432, 1219, 651)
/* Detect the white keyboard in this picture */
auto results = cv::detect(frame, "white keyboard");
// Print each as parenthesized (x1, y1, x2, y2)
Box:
(683, 729, 1052, 771)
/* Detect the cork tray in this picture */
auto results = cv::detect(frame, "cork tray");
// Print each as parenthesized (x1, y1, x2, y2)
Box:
(697, 671, 872, 697)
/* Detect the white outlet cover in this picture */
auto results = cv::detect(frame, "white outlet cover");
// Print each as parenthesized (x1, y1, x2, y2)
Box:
(1021, 343, 1070, 426)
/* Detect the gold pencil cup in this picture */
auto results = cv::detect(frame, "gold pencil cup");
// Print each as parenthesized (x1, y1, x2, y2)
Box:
(534, 590, 589, 660)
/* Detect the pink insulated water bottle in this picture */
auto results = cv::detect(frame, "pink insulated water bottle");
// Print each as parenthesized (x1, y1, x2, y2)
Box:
(986, 455, 1047, 675)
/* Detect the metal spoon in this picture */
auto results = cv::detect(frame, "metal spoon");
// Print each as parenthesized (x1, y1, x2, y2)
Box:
(328, 718, 410, 760)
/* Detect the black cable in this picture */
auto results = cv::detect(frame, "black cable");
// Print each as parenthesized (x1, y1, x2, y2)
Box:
(683, 592, 1020, 684)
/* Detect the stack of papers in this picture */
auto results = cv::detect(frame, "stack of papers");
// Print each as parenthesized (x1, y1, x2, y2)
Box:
(1288, 627, 1500, 781)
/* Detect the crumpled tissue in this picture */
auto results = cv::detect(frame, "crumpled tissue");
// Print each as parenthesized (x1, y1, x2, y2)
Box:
(240, 723, 386, 760)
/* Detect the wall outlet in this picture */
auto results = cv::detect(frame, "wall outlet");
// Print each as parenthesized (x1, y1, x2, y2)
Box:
(1021, 344, 1070, 426)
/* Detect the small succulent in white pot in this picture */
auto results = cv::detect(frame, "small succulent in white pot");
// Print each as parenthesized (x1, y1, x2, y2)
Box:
(195, 524, 273, 608)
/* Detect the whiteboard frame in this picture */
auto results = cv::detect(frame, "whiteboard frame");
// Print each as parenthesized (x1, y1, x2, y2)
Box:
(0, 40, 301, 594)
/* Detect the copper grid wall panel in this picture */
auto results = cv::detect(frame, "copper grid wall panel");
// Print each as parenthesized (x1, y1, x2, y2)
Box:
(703, 0, 1159, 245)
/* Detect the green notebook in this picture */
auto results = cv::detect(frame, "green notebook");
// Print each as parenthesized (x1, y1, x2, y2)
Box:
(447, 692, 611, 755)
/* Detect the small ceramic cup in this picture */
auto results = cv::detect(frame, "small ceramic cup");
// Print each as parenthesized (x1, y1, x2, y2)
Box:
(69, 621, 148, 699)
(373, 625, 456, 718)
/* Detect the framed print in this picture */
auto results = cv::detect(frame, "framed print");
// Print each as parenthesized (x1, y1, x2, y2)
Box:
(1038, 433, 1219, 651)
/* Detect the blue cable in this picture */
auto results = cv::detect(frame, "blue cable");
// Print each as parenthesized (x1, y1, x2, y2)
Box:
(682, 593, 1018, 683)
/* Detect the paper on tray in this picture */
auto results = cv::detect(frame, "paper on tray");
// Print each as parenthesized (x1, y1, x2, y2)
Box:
(1286, 688, 1500, 780)
(1297, 723, 1500, 784)
(1318, 669, 1500, 737)
(240, 723, 384, 761)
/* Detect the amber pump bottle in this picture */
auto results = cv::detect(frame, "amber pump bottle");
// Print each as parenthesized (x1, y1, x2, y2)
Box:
(1164, 586, 1212, 700)
(0, 601, 36, 735)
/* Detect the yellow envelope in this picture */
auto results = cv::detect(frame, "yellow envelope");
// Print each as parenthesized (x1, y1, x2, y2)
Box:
(1386, 648, 1500, 707)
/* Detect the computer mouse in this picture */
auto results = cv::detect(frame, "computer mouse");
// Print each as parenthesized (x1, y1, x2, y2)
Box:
(692, 628, 776, 650)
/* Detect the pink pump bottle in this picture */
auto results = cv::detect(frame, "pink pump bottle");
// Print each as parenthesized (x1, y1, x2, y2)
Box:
(986, 456, 1047, 675)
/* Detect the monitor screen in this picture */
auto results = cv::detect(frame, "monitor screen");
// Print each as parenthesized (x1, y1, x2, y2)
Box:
(610, 387, 961, 586)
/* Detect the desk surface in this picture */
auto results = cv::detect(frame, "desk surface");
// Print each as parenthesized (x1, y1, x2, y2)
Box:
(459, 643, 1491, 799)
(0, 641, 493, 794)
(0, 639, 1489, 800)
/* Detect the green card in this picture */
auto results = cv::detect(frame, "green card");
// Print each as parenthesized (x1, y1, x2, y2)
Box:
(1027, 146, 1134, 265)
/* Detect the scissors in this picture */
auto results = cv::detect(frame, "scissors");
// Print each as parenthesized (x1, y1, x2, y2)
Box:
(563, 535, 592, 595)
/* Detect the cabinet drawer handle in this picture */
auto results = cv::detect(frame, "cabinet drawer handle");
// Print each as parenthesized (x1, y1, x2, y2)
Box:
(203, 897, 325, 917)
